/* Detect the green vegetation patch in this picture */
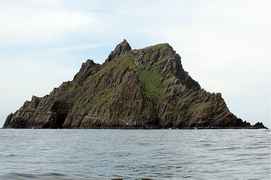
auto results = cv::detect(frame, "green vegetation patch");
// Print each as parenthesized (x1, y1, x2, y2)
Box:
(145, 43, 170, 51)
(91, 54, 136, 83)
(138, 68, 164, 99)
(117, 54, 136, 70)
(93, 88, 113, 106)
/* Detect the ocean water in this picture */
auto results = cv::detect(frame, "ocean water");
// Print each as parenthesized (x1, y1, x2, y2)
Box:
(0, 129, 270, 180)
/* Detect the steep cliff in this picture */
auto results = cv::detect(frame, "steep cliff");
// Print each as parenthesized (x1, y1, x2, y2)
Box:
(3, 40, 266, 129)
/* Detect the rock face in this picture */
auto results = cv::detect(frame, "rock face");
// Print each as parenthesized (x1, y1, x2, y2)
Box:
(3, 40, 267, 129)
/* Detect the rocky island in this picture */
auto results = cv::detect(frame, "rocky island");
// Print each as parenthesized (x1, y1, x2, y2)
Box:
(3, 40, 266, 129)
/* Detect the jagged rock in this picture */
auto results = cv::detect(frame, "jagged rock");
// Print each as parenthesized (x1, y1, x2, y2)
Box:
(3, 40, 267, 129)
(105, 39, 131, 62)
(253, 122, 267, 129)
(73, 59, 100, 84)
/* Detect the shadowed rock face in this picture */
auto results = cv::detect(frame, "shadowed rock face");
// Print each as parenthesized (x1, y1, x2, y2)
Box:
(3, 40, 267, 129)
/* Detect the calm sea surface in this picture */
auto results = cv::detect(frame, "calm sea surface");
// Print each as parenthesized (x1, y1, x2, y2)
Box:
(0, 129, 270, 180)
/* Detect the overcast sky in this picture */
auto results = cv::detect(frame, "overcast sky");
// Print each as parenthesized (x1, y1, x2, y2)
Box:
(0, 0, 270, 128)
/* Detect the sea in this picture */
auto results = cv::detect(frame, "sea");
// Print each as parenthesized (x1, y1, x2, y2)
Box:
(0, 129, 270, 180)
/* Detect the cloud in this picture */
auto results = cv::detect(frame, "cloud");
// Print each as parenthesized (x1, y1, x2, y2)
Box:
(0, 0, 101, 43)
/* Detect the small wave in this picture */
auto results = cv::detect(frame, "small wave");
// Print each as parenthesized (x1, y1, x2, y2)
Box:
(0, 153, 17, 158)
(6, 154, 17, 157)
(0, 173, 36, 180)
(0, 173, 99, 180)
(210, 146, 241, 151)
(41, 172, 66, 177)
(246, 145, 270, 150)
(202, 143, 213, 147)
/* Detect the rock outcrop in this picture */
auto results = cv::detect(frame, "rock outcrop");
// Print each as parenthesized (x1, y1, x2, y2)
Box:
(3, 40, 267, 129)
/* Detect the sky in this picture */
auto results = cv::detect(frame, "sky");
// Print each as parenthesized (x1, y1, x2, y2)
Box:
(0, 0, 270, 128)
